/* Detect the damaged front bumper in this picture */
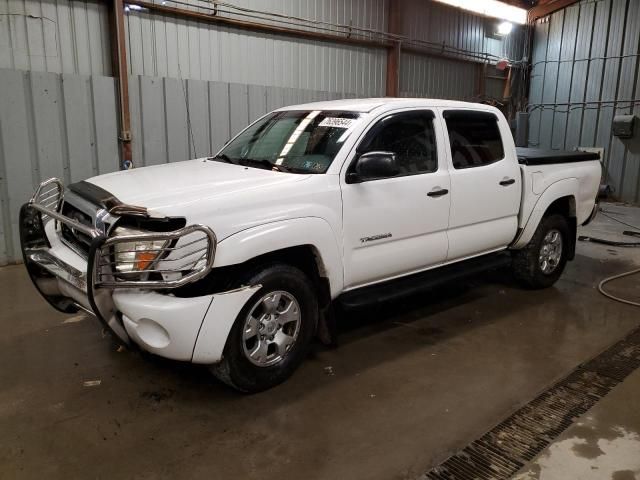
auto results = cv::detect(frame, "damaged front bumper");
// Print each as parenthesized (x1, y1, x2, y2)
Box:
(20, 178, 258, 363)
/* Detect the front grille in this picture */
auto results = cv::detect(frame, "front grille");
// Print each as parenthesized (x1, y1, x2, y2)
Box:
(60, 201, 94, 257)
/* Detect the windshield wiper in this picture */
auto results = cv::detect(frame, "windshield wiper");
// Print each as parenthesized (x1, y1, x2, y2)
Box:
(208, 154, 237, 164)
(239, 158, 295, 173)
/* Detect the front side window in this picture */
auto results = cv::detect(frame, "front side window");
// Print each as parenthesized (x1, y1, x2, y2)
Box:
(356, 111, 438, 175)
(215, 110, 361, 174)
(444, 110, 505, 169)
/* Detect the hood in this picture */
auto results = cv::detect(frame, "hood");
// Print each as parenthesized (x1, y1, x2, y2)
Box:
(87, 159, 311, 213)
(85, 160, 334, 241)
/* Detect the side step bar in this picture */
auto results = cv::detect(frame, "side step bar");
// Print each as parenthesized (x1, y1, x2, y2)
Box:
(338, 252, 512, 310)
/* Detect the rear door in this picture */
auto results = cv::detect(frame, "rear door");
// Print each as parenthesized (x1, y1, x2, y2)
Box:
(441, 109, 521, 260)
(340, 109, 450, 289)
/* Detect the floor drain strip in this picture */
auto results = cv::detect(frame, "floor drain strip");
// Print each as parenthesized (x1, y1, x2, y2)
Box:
(422, 325, 640, 480)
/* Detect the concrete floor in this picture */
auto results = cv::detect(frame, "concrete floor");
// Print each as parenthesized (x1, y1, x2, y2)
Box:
(1, 204, 639, 480)
(514, 369, 640, 480)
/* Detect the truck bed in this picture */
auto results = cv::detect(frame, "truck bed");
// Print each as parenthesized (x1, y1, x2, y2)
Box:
(516, 148, 601, 166)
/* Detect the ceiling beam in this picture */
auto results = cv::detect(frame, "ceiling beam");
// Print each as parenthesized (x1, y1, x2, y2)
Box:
(528, 0, 581, 21)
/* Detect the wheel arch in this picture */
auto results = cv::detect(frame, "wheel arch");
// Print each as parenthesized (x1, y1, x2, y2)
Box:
(213, 217, 344, 300)
(512, 178, 579, 256)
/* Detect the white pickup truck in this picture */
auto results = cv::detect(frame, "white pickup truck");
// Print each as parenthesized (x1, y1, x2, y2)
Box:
(20, 98, 601, 392)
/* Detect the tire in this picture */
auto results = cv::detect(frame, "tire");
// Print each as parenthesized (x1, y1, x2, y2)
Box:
(210, 263, 318, 393)
(512, 214, 570, 289)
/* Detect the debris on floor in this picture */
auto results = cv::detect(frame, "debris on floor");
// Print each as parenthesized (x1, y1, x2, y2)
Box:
(83, 380, 102, 387)
(62, 315, 85, 324)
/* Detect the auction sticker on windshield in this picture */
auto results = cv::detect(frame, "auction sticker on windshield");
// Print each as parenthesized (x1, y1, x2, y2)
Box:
(319, 117, 356, 128)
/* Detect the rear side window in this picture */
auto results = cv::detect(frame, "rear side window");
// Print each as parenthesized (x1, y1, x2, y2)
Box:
(357, 110, 437, 175)
(444, 110, 504, 169)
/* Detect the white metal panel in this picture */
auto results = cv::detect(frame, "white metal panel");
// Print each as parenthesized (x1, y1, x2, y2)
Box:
(0, 69, 119, 265)
(400, 53, 478, 100)
(0, 0, 111, 75)
(123, 0, 387, 96)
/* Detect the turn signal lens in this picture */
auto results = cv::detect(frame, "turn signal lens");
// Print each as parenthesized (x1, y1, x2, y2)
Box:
(134, 251, 158, 271)
(112, 228, 169, 273)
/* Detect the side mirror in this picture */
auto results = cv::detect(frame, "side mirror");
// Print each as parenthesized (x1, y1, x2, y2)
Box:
(347, 151, 399, 183)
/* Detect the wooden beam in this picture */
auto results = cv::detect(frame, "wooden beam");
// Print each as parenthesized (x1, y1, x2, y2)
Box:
(385, 0, 401, 97)
(127, 0, 391, 51)
(528, 0, 581, 21)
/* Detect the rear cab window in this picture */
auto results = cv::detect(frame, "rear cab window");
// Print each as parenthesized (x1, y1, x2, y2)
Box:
(443, 110, 504, 169)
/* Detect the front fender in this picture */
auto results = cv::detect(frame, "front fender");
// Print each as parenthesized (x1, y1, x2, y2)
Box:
(512, 178, 578, 249)
(214, 217, 344, 298)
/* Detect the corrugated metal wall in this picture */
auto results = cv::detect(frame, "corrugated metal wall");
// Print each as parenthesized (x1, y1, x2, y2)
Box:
(399, 53, 478, 99)
(0, 68, 119, 264)
(528, 0, 640, 203)
(0, 0, 111, 74)
(1, 0, 525, 93)
(0, 0, 529, 264)
(0, 68, 350, 263)
(125, 0, 388, 95)
(128, 75, 345, 167)
(1, 0, 390, 94)
(398, 0, 525, 62)
(397, 0, 525, 100)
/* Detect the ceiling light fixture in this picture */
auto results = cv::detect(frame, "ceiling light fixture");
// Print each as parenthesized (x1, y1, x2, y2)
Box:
(497, 21, 514, 35)
(433, 0, 527, 25)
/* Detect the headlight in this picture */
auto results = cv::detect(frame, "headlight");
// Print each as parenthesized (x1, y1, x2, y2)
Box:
(112, 227, 169, 273)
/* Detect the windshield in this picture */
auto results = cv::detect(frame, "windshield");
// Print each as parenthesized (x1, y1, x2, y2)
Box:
(214, 110, 361, 174)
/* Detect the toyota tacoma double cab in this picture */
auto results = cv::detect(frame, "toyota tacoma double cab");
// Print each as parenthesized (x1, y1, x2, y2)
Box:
(20, 98, 601, 392)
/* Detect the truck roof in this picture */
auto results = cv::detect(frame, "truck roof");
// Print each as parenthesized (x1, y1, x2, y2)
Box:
(276, 97, 497, 114)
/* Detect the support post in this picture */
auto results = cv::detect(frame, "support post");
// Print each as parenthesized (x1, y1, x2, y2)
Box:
(110, 0, 132, 169)
(503, 66, 512, 100)
(477, 63, 487, 100)
(385, 0, 401, 97)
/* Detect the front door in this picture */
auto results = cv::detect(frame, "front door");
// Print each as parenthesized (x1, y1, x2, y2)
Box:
(341, 110, 451, 289)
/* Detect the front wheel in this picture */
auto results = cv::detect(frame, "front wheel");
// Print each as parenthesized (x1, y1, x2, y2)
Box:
(512, 214, 570, 289)
(210, 263, 318, 393)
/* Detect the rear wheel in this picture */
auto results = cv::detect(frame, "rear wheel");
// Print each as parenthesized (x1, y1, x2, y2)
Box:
(210, 263, 318, 393)
(512, 214, 570, 289)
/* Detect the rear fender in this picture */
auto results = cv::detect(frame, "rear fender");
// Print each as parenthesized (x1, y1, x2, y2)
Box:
(512, 178, 578, 249)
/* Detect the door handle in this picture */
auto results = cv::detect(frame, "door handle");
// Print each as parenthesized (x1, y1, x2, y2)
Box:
(500, 178, 516, 186)
(427, 188, 449, 197)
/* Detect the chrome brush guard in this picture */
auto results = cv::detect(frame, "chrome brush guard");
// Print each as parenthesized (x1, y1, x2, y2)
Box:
(20, 177, 217, 343)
